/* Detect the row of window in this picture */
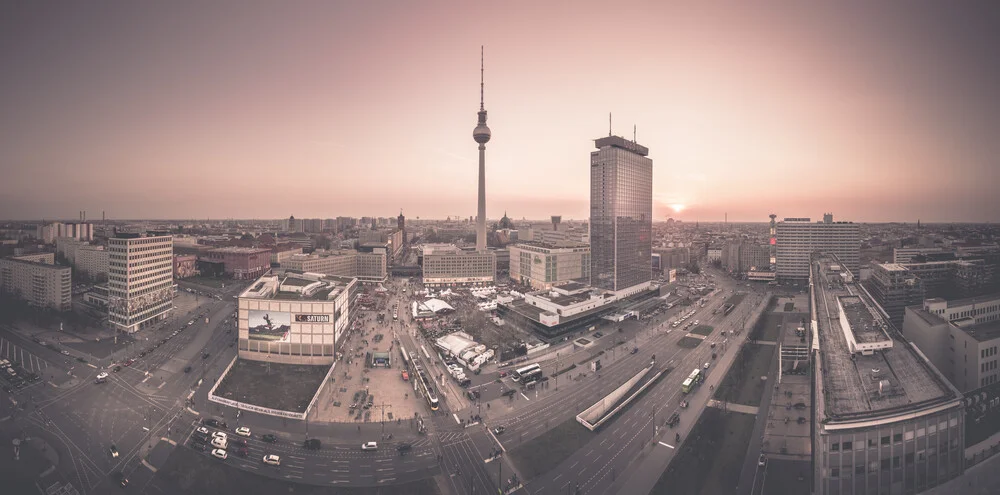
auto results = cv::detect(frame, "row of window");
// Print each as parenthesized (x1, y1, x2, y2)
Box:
(982, 346, 998, 359)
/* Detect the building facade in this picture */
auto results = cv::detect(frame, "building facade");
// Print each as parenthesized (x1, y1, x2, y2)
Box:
(509, 241, 591, 290)
(0, 255, 71, 311)
(173, 254, 198, 279)
(867, 263, 926, 328)
(652, 247, 690, 272)
(107, 232, 174, 333)
(422, 245, 496, 287)
(281, 250, 387, 284)
(589, 135, 652, 296)
(271, 246, 303, 266)
(76, 245, 109, 280)
(201, 247, 271, 280)
(776, 216, 860, 280)
(237, 273, 354, 365)
(902, 294, 1000, 392)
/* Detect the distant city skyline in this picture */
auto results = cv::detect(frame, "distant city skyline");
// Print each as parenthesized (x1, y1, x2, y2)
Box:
(2, 2, 999, 222)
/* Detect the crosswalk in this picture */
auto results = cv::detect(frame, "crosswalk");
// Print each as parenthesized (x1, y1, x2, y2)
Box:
(0, 336, 49, 372)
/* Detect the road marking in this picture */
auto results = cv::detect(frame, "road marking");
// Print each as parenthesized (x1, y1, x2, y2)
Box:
(161, 437, 177, 446)
(520, 392, 530, 401)
(142, 459, 158, 472)
(87, 363, 97, 369)
(658, 441, 675, 449)
(453, 413, 461, 424)
(186, 407, 199, 415)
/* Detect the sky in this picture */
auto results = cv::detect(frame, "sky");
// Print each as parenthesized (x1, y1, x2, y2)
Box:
(1, 1, 998, 223)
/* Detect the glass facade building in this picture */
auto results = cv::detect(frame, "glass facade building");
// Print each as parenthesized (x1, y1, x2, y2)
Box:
(589, 136, 653, 294)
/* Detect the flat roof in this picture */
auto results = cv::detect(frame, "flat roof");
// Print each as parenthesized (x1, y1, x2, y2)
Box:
(556, 282, 589, 292)
(879, 263, 908, 272)
(959, 320, 1000, 342)
(239, 273, 354, 301)
(513, 240, 589, 250)
(813, 254, 955, 421)
(213, 359, 329, 414)
(208, 246, 271, 254)
(939, 292, 1000, 309)
(838, 296, 890, 344)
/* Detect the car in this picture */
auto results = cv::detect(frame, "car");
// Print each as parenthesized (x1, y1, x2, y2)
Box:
(211, 448, 228, 460)
(498, 371, 508, 378)
(261, 434, 277, 443)
(183, 366, 192, 373)
(113, 365, 122, 372)
(202, 352, 210, 359)
(211, 437, 228, 449)
(630, 348, 639, 354)
(396, 443, 412, 455)
(212, 431, 227, 441)
(235, 426, 251, 437)
(109, 445, 119, 458)
(262, 454, 281, 466)
(304, 438, 321, 450)
(195, 426, 210, 436)
(758, 453, 767, 466)
(594, 331, 604, 338)
(501, 389, 517, 397)
(361, 441, 378, 451)
(492, 426, 506, 435)
(703, 362, 710, 370)
(114, 471, 128, 488)
(203, 418, 225, 428)
(95, 371, 109, 383)
(60, 350, 70, 356)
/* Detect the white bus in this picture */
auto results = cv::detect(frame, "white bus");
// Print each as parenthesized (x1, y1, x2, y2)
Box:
(510, 363, 542, 382)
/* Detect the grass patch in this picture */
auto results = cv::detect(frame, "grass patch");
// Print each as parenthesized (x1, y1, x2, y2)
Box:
(509, 417, 594, 479)
(651, 408, 756, 495)
(552, 364, 577, 378)
(155, 444, 439, 494)
(713, 344, 775, 407)
(676, 336, 703, 349)
(690, 325, 714, 336)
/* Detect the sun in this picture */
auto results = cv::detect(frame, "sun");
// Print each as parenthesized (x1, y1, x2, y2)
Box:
(670, 203, 686, 213)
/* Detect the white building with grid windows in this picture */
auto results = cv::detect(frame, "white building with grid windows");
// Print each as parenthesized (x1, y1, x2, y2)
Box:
(107, 232, 174, 333)
(776, 215, 860, 281)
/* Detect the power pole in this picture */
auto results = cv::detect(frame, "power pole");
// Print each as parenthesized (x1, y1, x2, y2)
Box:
(376, 401, 393, 439)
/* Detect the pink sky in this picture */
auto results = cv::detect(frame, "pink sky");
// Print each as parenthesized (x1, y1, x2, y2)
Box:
(1, 1, 998, 222)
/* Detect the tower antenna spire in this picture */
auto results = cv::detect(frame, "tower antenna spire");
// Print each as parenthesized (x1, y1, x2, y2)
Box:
(633, 124, 636, 143)
(609, 112, 612, 136)
(480, 45, 484, 111)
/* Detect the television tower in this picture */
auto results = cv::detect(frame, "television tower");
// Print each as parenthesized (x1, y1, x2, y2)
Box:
(473, 46, 491, 252)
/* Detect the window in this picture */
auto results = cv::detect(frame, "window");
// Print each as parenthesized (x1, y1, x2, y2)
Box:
(831, 442, 840, 452)
(881, 435, 891, 446)
(881, 458, 890, 470)
(894, 433, 903, 443)
(893, 456, 901, 468)
(856, 465, 865, 475)
(869, 460, 879, 473)
(831, 467, 840, 478)
(843, 441, 853, 450)
(906, 453, 915, 465)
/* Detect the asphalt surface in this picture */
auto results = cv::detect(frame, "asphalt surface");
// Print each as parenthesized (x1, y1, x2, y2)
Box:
(1, 272, 777, 495)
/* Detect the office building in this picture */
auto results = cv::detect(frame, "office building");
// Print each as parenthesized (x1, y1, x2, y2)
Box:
(281, 250, 386, 284)
(652, 247, 690, 272)
(421, 244, 495, 287)
(812, 254, 965, 495)
(776, 215, 860, 281)
(237, 273, 355, 365)
(201, 247, 271, 280)
(0, 254, 72, 311)
(867, 263, 926, 328)
(894, 247, 949, 264)
(902, 294, 1000, 392)
(76, 245, 109, 280)
(271, 246, 304, 266)
(589, 134, 653, 297)
(509, 241, 591, 290)
(173, 254, 197, 279)
(107, 232, 174, 333)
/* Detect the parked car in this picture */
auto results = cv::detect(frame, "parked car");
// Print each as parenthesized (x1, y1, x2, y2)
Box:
(492, 426, 506, 435)
(758, 453, 767, 467)
(211, 448, 228, 460)
(109, 444, 119, 458)
(183, 366, 192, 373)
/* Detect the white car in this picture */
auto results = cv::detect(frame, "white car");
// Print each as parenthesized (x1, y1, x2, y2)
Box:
(262, 454, 281, 466)
(96, 371, 109, 381)
(703, 362, 710, 370)
(196, 426, 210, 436)
(235, 426, 251, 437)
(361, 441, 378, 451)
(211, 448, 228, 460)
(212, 431, 227, 441)
(211, 436, 228, 449)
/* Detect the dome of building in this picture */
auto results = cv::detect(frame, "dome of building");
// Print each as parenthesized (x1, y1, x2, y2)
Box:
(473, 123, 491, 144)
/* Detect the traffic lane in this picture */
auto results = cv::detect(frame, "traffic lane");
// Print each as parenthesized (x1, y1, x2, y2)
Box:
(0, 334, 52, 374)
(440, 433, 495, 495)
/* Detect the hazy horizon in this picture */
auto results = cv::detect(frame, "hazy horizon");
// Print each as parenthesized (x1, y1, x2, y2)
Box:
(2, 1, 999, 223)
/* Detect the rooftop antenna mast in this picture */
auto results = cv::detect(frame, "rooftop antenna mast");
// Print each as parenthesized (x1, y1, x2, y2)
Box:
(609, 113, 612, 136)
(633, 124, 636, 143)
(480, 46, 484, 111)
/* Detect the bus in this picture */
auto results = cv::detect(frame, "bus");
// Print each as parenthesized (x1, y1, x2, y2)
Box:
(413, 364, 439, 411)
(400, 346, 410, 366)
(510, 363, 542, 382)
(420, 345, 431, 360)
(723, 303, 735, 316)
(518, 368, 543, 385)
(681, 369, 702, 393)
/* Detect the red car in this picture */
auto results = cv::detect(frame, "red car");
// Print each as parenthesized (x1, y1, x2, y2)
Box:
(124, 359, 134, 367)
(499, 371, 508, 378)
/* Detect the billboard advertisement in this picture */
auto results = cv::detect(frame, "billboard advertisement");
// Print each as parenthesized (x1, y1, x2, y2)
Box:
(248, 310, 292, 342)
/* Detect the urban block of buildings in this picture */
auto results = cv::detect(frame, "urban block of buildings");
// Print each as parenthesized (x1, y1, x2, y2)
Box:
(776, 215, 860, 281)
(508, 240, 591, 290)
(420, 244, 496, 287)
(281, 250, 387, 285)
(0, 253, 72, 311)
